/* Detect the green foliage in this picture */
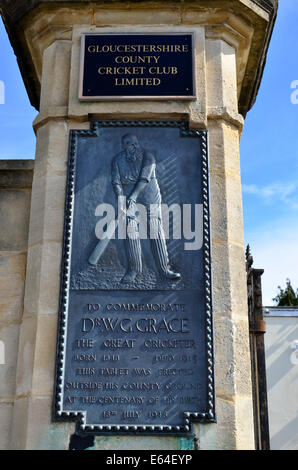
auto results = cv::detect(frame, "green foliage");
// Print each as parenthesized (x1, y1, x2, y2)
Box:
(273, 279, 298, 306)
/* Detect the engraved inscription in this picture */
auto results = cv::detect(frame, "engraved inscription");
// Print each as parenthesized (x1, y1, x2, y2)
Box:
(80, 34, 195, 99)
(63, 297, 205, 427)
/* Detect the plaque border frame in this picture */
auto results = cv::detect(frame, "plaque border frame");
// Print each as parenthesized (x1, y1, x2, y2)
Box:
(78, 33, 197, 101)
(53, 120, 216, 436)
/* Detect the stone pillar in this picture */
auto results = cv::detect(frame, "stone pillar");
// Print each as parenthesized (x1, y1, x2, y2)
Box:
(10, 40, 76, 450)
(0, 0, 278, 450)
(195, 38, 255, 450)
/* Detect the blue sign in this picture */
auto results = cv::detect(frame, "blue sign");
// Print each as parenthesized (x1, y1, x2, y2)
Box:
(79, 34, 196, 99)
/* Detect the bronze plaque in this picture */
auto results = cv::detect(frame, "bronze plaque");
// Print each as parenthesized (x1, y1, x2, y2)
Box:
(54, 121, 215, 435)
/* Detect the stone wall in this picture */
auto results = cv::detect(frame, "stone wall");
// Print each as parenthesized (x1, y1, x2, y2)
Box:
(0, 160, 33, 450)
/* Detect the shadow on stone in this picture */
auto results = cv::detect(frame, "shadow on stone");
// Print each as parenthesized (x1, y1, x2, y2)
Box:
(69, 434, 95, 450)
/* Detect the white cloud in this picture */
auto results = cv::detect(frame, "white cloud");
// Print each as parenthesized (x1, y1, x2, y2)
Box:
(243, 182, 298, 210)
(246, 221, 298, 306)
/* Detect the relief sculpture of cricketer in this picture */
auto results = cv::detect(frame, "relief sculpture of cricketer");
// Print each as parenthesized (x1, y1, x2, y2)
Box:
(55, 121, 215, 435)
(89, 133, 181, 284)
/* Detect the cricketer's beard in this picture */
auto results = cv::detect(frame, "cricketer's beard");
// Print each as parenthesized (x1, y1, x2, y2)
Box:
(126, 144, 140, 161)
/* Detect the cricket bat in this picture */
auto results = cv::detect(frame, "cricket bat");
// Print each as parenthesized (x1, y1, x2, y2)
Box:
(88, 219, 119, 265)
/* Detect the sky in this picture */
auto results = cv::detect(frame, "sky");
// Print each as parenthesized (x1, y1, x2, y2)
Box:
(239, 1, 298, 305)
(0, 2, 297, 305)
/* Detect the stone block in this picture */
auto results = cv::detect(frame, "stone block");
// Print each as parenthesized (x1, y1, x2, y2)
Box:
(94, 8, 181, 26)
(31, 315, 58, 395)
(206, 38, 238, 113)
(40, 40, 72, 111)
(194, 397, 236, 450)
(9, 396, 29, 450)
(33, 120, 69, 176)
(235, 395, 255, 449)
(208, 121, 242, 174)
(0, 189, 31, 251)
(14, 315, 37, 397)
(28, 171, 66, 247)
(0, 324, 20, 398)
(0, 402, 14, 450)
(209, 177, 245, 246)
(233, 320, 253, 396)
(25, 396, 74, 450)
(10, 395, 74, 450)
(229, 242, 248, 315)
(24, 241, 63, 318)
(211, 241, 232, 314)
(0, 251, 26, 324)
(15, 315, 59, 399)
(213, 316, 237, 398)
